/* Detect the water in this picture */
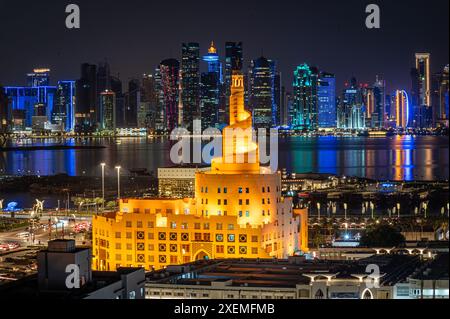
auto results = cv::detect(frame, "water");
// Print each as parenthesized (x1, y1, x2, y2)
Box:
(0, 135, 448, 181)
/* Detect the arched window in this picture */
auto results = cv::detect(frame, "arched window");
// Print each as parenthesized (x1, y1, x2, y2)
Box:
(362, 288, 374, 299)
(315, 289, 324, 299)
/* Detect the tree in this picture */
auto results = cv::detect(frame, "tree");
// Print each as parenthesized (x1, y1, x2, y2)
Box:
(360, 224, 405, 247)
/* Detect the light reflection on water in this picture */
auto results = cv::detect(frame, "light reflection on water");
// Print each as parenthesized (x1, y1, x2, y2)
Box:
(0, 135, 448, 181)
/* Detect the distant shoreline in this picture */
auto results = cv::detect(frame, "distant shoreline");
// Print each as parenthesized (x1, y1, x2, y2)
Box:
(0, 145, 106, 152)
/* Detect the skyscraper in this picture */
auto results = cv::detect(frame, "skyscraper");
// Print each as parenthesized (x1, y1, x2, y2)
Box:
(100, 90, 116, 131)
(337, 78, 366, 130)
(27, 69, 50, 87)
(0, 86, 8, 134)
(139, 74, 158, 130)
(200, 42, 221, 130)
(414, 53, 432, 127)
(372, 76, 386, 128)
(124, 79, 140, 128)
(292, 64, 319, 131)
(75, 63, 97, 132)
(159, 59, 180, 132)
(223, 42, 243, 125)
(317, 72, 336, 128)
(248, 56, 279, 129)
(432, 64, 449, 127)
(53, 80, 76, 132)
(181, 43, 200, 130)
(394, 90, 410, 128)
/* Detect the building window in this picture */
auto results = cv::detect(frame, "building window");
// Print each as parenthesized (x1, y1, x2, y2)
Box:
(127, 255, 132, 261)
(204, 233, 211, 241)
(239, 211, 243, 217)
(239, 246, 247, 254)
(252, 236, 258, 242)
(218, 187, 221, 193)
(252, 247, 258, 254)
(246, 199, 250, 205)
(227, 246, 235, 254)
(216, 245, 224, 253)
(126, 243, 132, 250)
(170, 233, 177, 241)
(148, 233, 154, 240)
(115, 254, 121, 261)
(137, 243, 145, 251)
(159, 255, 166, 263)
(216, 234, 224, 242)
(170, 255, 178, 264)
(148, 244, 154, 251)
(224, 199, 228, 205)
(228, 224, 234, 230)
(170, 244, 177, 253)
(194, 223, 201, 230)
(137, 221, 143, 228)
(115, 232, 121, 239)
(181, 222, 188, 229)
(195, 233, 202, 241)
(204, 223, 210, 230)
(126, 221, 132, 228)
(181, 233, 189, 241)
(267, 187, 271, 193)
(239, 234, 247, 243)
(133, 208, 140, 214)
(224, 187, 228, 193)
(228, 234, 235, 242)
(115, 243, 121, 250)
(170, 222, 177, 229)
(126, 232, 132, 239)
(238, 187, 243, 194)
(144, 209, 150, 214)
(159, 244, 166, 252)
(267, 198, 271, 204)
(262, 187, 265, 193)
(205, 187, 208, 193)
(218, 199, 221, 205)
(201, 186, 204, 193)
(148, 221, 154, 228)
(245, 187, 249, 193)
(158, 232, 166, 240)
(239, 199, 243, 205)
(216, 223, 223, 230)
(136, 231, 145, 240)
(245, 211, 250, 217)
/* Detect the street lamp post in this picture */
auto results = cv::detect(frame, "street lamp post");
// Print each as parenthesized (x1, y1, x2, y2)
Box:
(115, 166, 121, 200)
(100, 163, 106, 212)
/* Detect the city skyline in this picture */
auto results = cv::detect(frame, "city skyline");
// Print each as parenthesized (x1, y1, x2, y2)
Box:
(0, 0, 449, 94)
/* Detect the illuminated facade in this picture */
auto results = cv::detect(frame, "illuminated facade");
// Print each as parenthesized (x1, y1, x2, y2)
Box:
(317, 72, 336, 128)
(200, 42, 221, 130)
(92, 73, 308, 271)
(181, 43, 201, 130)
(52, 80, 76, 132)
(394, 90, 409, 128)
(160, 59, 180, 132)
(100, 90, 116, 131)
(292, 64, 319, 130)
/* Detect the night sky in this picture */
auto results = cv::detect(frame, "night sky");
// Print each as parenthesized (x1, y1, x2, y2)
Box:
(0, 0, 448, 93)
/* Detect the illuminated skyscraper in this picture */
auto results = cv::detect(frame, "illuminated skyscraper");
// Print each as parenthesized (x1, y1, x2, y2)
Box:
(432, 64, 449, 127)
(414, 53, 432, 127)
(292, 64, 319, 131)
(139, 74, 159, 130)
(394, 90, 410, 128)
(200, 42, 221, 130)
(160, 59, 180, 132)
(100, 90, 116, 131)
(181, 43, 200, 130)
(337, 78, 366, 130)
(248, 56, 279, 129)
(53, 80, 76, 132)
(372, 76, 386, 128)
(317, 72, 336, 128)
(27, 68, 50, 87)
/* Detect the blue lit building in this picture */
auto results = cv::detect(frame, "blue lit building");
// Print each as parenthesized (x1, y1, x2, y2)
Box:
(200, 42, 221, 130)
(5, 85, 56, 128)
(292, 63, 319, 130)
(53, 81, 76, 132)
(337, 78, 366, 130)
(317, 72, 336, 128)
(27, 68, 50, 87)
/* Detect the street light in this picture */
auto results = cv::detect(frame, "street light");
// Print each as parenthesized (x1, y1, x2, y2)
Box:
(343, 203, 348, 221)
(115, 166, 121, 200)
(397, 203, 401, 219)
(100, 163, 106, 211)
